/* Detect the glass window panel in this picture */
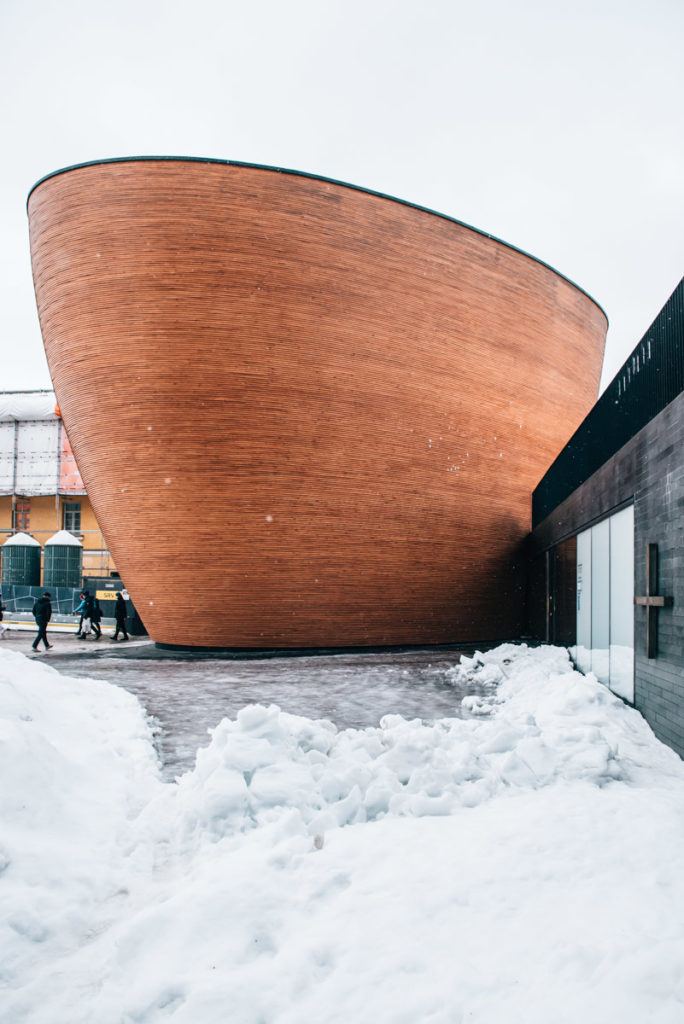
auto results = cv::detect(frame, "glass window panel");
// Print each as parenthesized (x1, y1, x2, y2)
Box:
(63, 501, 81, 532)
(590, 519, 610, 684)
(609, 506, 634, 701)
(574, 528, 592, 673)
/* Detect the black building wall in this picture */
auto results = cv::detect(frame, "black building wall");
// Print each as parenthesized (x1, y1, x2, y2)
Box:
(529, 389, 684, 757)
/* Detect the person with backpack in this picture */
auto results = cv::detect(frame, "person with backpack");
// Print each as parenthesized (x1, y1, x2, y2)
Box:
(87, 593, 102, 639)
(31, 592, 53, 652)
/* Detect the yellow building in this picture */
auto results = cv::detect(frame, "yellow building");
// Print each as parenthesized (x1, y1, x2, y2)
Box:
(0, 391, 115, 578)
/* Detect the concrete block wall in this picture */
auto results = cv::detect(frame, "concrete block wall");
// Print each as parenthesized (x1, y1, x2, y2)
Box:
(633, 397, 684, 755)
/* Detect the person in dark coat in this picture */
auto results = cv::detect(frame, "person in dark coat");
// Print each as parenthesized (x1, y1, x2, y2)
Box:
(32, 592, 53, 651)
(112, 592, 130, 641)
(88, 594, 102, 639)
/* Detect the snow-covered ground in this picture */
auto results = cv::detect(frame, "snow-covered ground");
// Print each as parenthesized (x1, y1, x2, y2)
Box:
(2, 643, 684, 1023)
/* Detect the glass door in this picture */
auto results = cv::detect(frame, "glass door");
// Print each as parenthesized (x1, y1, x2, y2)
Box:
(609, 506, 635, 701)
(571, 506, 634, 700)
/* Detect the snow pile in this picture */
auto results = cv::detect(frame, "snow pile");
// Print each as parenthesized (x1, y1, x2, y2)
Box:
(44, 529, 82, 546)
(0, 648, 160, 995)
(1, 531, 41, 547)
(3, 644, 684, 1023)
(450, 642, 681, 786)
(147, 643, 680, 854)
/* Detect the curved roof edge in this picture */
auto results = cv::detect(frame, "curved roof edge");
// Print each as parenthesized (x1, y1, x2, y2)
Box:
(27, 155, 608, 323)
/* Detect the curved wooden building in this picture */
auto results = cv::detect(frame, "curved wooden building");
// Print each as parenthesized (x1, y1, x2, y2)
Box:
(28, 158, 607, 648)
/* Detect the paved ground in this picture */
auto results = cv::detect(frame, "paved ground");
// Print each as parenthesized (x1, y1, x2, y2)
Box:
(1, 621, 148, 658)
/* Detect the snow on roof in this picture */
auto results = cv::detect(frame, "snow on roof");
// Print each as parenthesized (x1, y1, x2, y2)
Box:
(2, 531, 42, 547)
(0, 391, 58, 422)
(45, 530, 83, 547)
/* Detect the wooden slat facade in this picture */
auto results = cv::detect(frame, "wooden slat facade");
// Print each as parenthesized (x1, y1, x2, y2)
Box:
(28, 159, 607, 648)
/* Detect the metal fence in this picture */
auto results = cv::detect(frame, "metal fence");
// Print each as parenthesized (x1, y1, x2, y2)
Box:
(533, 278, 684, 527)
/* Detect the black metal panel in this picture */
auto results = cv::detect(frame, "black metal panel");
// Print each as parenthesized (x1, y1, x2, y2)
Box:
(1, 544, 41, 586)
(533, 278, 684, 527)
(1, 584, 81, 616)
(82, 575, 147, 635)
(43, 545, 82, 589)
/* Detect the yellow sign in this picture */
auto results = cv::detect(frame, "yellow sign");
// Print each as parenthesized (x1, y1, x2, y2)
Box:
(96, 590, 118, 601)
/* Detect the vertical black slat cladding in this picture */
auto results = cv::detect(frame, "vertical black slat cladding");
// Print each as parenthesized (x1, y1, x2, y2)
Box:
(533, 278, 684, 527)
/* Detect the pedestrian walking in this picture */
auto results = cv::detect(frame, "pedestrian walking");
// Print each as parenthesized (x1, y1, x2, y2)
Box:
(0, 597, 7, 638)
(73, 591, 88, 637)
(31, 592, 53, 651)
(112, 591, 130, 641)
(90, 595, 102, 639)
(80, 592, 96, 639)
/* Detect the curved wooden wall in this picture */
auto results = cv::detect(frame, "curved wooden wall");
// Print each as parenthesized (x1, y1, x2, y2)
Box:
(28, 159, 606, 648)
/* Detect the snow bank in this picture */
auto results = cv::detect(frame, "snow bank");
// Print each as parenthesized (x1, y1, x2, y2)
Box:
(0, 648, 160, 998)
(3, 643, 684, 1023)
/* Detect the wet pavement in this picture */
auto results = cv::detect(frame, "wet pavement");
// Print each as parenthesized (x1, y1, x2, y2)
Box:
(3, 628, 488, 780)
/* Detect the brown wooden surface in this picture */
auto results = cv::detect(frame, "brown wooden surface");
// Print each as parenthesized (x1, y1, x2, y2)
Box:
(28, 160, 607, 647)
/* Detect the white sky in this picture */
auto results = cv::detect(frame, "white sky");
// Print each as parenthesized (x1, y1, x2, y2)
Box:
(1, 0, 682, 393)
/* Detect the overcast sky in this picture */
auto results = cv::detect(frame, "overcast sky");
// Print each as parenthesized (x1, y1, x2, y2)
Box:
(1, 0, 682, 394)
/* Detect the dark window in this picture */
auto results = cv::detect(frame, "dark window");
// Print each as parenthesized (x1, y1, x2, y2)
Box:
(13, 499, 30, 532)
(63, 501, 82, 532)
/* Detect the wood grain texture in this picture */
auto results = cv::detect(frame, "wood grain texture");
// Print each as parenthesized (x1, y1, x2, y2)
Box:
(28, 159, 607, 647)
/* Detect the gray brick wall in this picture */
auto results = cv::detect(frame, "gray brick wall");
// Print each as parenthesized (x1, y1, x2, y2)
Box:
(531, 390, 684, 758)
